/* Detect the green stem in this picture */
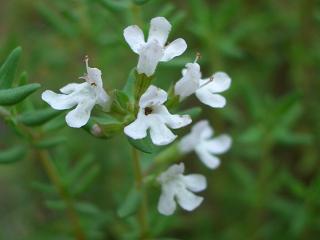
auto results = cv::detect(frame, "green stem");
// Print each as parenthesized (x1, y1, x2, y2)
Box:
(132, 147, 149, 239)
(37, 150, 86, 240)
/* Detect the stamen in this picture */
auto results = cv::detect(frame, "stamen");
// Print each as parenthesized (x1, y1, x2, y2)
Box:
(199, 76, 214, 89)
(194, 52, 201, 63)
(84, 55, 89, 69)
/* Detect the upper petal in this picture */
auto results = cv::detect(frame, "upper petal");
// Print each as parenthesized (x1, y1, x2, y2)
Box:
(205, 134, 232, 154)
(174, 63, 201, 100)
(148, 17, 171, 46)
(192, 120, 213, 140)
(137, 41, 164, 77)
(183, 174, 207, 192)
(124, 110, 148, 140)
(195, 88, 227, 108)
(123, 25, 145, 54)
(139, 85, 167, 108)
(202, 72, 231, 93)
(96, 88, 111, 111)
(158, 163, 185, 183)
(161, 38, 187, 62)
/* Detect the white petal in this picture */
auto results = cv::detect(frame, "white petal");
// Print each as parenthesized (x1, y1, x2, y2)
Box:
(139, 85, 167, 108)
(202, 72, 231, 93)
(195, 146, 221, 169)
(176, 187, 204, 211)
(161, 38, 187, 62)
(137, 41, 164, 77)
(157, 186, 177, 216)
(65, 100, 96, 128)
(155, 105, 191, 129)
(59, 83, 79, 94)
(158, 163, 185, 183)
(42, 90, 76, 110)
(192, 120, 213, 140)
(183, 174, 207, 192)
(205, 134, 232, 154)
(148, 17, 171, 46)
(179, 134, 196, 153)
(124, 111, 148, 140)
(123, 25, 145, 54)
(174, 63, 201, 100)
(148, 116, 177, 145)
(87, 67, 103, 88)
(195, 88, 226, 108)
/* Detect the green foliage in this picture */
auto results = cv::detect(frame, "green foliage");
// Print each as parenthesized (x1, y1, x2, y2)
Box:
(0, 146, 27, 164)
(17, 108, 61, 126)
(117, 188, 141, 218)
(0, 83, 41, 106)
(0, 47, 21, 89)
(1, 0, 320, 239)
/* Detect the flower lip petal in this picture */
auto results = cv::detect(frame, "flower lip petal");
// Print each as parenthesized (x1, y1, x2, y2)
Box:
(183, 174, 207, 192)
(158, 186, 177, 216)
(195, 146, 221, 169)
(195, 88, 227, 108)
(124, 110, 148, 140)
(148, 16, 171, 46)
(148, 117, 177, 146)
(42, 90, 76, 110)
(139, 85, 168, 108)
(205, 134, 232, 154)
(65, 100, 96, 128)
(123, 25, 145, 54)
(175, 187, 204, 211)
(161, 38, 187, 62)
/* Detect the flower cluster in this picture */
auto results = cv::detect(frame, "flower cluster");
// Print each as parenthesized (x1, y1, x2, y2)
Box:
(42, 16, 232, 216)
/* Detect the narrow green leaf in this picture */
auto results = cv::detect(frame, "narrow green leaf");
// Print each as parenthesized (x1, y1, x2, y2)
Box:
(66, 155, 95, 185)
(17, 107, 61, 126)
(0, 47, 21, 89)
(34, 136, 67, 148)
(0, 146, 26, 164)
(123, 68, 136, 101)
(127, 134, 160, 154)
(72, 165, 100, 195)
(0, 83, 40, 106)
(117, 188, 141, 218)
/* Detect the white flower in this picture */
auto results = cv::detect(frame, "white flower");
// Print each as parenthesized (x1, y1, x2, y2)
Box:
(157, 163, 207, 216)
(124, 85, 191, 146)
(41, 58, 111, 128)
(179, 120, 232, 169)
(174, 62, 231, 108)
(124, 16, 187, 77)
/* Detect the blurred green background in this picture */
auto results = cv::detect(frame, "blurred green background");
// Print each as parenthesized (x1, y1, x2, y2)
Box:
(1, 0, 320, 239)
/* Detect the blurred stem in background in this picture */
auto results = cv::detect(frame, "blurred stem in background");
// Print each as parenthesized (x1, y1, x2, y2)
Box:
(132, 147, 149, 239)
(37, 150, 86, 240)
